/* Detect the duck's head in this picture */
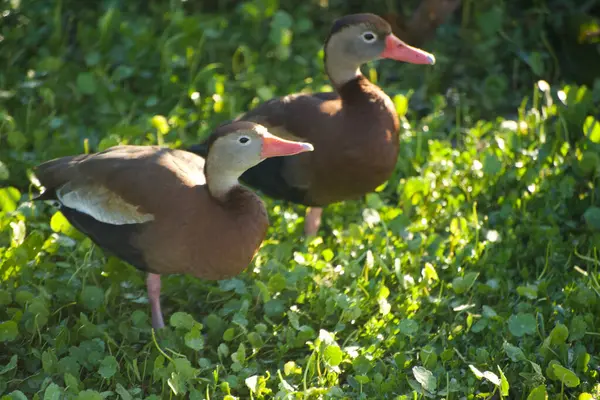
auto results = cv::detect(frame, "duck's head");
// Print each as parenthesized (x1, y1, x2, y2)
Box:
(204, 121, 314, 198)
(325, 13, 435, 86)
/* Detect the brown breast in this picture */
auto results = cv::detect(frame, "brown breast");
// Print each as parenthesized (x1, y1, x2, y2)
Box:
(134, 186, 269, 280)
(306, 76, 400, 205)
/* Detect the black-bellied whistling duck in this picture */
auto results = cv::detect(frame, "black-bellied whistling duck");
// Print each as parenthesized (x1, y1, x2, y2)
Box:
(189, 13, 435, 236)
(33, 122, 313, 329)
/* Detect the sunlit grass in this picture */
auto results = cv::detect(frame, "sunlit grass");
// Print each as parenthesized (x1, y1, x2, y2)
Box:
(1, 0, 600, 399)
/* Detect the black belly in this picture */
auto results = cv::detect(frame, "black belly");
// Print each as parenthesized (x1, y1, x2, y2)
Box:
(239, 156, 313, 205)
(60, 207, 153, 273)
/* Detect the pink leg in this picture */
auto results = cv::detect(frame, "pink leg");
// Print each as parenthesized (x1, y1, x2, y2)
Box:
(146, 273, 165, 329)
(304, 207, 323, 236)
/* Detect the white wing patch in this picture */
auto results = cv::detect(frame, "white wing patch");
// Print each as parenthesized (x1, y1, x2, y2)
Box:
(57, 183, 154, 225)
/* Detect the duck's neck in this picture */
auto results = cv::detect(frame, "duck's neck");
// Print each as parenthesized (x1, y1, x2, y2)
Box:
(205, 157, 244, 201)
(324, 42, 362, 90)
(207, 170, 265, 219)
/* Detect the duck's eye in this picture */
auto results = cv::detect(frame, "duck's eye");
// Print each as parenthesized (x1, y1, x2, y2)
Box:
(362, 31, 377, 43)
(238, 136, 250, 145)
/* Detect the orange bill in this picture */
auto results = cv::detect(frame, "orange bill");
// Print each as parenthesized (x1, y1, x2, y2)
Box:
(381, 34, 436, 65)
(260, 132, 314, 159)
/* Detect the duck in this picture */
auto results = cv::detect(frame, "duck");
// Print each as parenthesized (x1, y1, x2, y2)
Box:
(188, 13, 435, 236)
(33, 121, 314, 329)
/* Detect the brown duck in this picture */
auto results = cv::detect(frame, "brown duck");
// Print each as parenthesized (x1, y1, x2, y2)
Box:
(189, 13, 435, 235)
(34, 121, 313, 329)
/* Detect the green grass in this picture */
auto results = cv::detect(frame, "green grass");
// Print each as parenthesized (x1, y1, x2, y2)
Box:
(1, 0, 600, 399)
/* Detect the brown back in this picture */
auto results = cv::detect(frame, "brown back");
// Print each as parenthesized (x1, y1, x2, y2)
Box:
(240, 75, 399, 205)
